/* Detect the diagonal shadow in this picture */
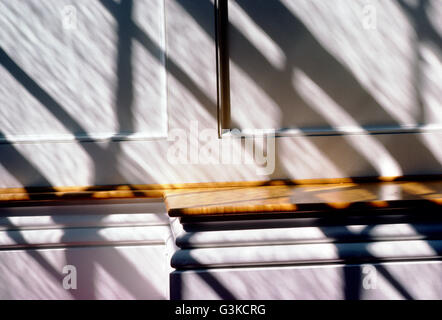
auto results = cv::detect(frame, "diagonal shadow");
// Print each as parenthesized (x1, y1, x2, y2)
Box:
(181, 0, 442, 178)
(0, 0, 162, 299)
(176, 0, 378, 179)
(181, 0, 399, 127)
(235, 0, 399, 125)
(231, 0, 442, 177)
(115, 0, 134, 134)
(100, 0, 218, 120)
(0, 134, 56, 192)
(170, 268, 237, 300)
(0, 137, 69, 297)
(397, 0, 442, 125)
(1, 0, 440, 300)
(320, 224, 415, 300)
(172, 0, 442, 299)
(54, 0, 161, 300)
(0, 48, 85, 135)
(4, 226, 72, 298)
(397, 0, 442, 52)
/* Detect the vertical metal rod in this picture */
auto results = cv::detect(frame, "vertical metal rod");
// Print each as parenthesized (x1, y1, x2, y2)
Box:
(216, 0, 231, 137)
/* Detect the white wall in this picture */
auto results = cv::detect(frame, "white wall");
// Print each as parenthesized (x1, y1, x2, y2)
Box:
(0, 0, 441, 188)
(0, 200, 172, 299)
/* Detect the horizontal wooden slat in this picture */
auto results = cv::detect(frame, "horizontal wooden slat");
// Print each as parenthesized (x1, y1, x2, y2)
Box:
(165, 180, 442, 216)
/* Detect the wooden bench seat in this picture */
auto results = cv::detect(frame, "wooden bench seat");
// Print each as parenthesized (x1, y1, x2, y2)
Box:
(164, 180, 442, 217)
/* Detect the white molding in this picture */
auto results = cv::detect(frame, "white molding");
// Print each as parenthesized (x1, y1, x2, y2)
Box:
(221, 124, 442, 138)
(0, 225, 170, 249)
(171, 239, 442, 269)
(0, 132, 168, 144)
(174, 223, 442, 248)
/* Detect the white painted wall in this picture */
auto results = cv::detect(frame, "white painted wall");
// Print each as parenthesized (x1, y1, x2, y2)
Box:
(0, 200, 172, 299)
(0, 0, 441, 188)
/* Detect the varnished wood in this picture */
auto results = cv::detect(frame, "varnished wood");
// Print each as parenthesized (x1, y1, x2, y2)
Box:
(1, 176, 442, 208)
(0, 189, 164, 205)
(164, 180, 442, 216)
